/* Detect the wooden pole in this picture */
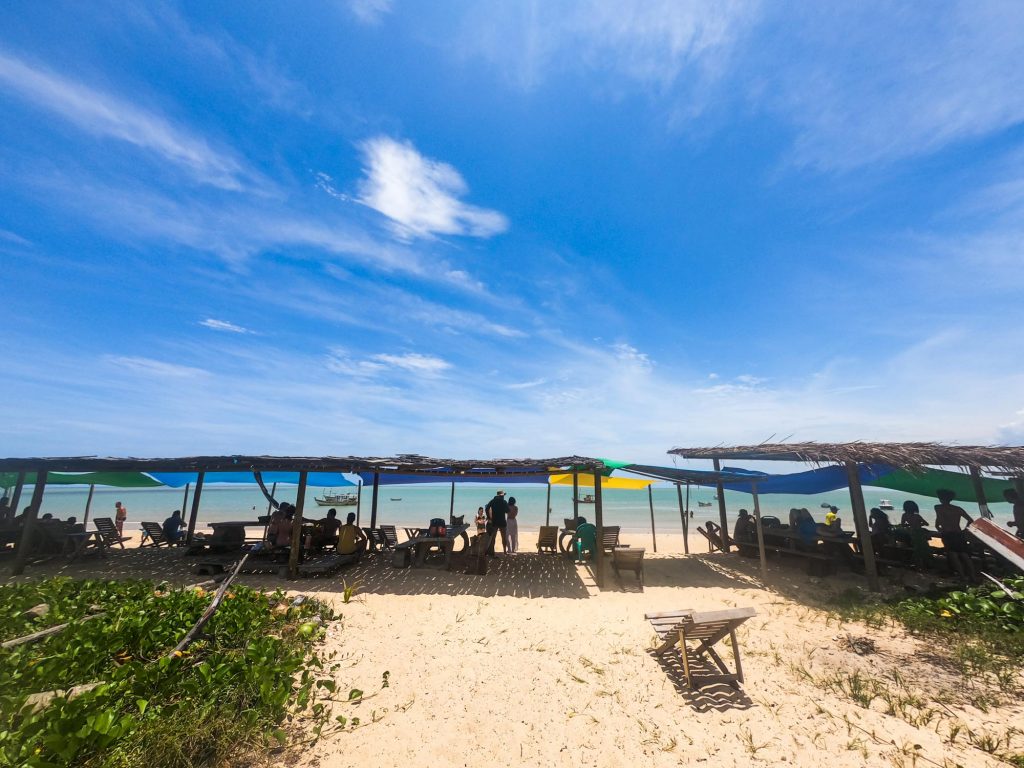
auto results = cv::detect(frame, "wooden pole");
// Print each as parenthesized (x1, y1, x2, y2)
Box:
(676, 483, 689, 554)
(713, 458, 730, 553)
(545, 482, 552, 527)
(12, 471, 47, 576)
(845, 461, 880, 592)
(448, 481, 455, 521)
(288, 471, 308, 578)
(572, 471, 579, 521)
(648, 484, 657, 553)
(265, 482, 276, 515)
(185, 471, 205, 545)
(82, 484, 96, 527)
(9, 472, 25, 523)
(355, 480, 363, 527)
(1015, 476, 1024, 501)
(181, 483, 191, 521)
(594, 470, 604, 588)
(751, 483, 768, 581)
(968, 466, 991, 519)
(369, 472, 380, 529)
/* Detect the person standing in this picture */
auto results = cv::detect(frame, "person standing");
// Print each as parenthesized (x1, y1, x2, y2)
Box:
(485, 490, 509, 556)
(1004, 489, 1024, 539)
(114, 501, 127, 536)
(934, 489, 976, 582)
(475, 506, 486, 535)
(506, 496, 519, 554)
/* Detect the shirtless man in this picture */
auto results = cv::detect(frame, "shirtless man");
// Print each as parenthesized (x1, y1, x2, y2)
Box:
(934, 489, 975, 582)
(1004, 489, 1024, 539)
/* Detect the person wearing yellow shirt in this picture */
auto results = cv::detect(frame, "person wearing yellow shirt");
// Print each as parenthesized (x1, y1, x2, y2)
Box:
(337, 512, 367, 559)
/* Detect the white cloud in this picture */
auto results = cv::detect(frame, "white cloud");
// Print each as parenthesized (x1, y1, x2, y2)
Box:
(370, 352, 452, 375)
(326, 348, 452, 378)
(356, 136, 509, 239)
(348, 0, 393, 25)
(106, 356, 209, 378)
(0, 50, 250, 189)
(457, 0, 759, 92)
(199, 318, 251, 334)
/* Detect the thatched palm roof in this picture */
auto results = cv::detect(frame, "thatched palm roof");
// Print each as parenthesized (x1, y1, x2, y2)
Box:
(668, 442, 1024, 473)
(0, 453, 604, 476)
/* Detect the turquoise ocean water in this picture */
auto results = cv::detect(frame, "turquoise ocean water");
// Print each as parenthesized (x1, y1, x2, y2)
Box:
(23, 483, 1013, 534)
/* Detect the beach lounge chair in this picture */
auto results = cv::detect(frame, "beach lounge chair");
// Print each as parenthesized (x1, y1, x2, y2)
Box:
(697, 522, 725, 552)
(139, 521, 170, 548)
(600, 525, 623, 553)
(362, 527, 386, 552)
(646, 607, 756, 689)
(612, 546, 644, 586)
(93, 518, 130, 549)
(379, 525, 399, 551)
(537, 526, 559, 553)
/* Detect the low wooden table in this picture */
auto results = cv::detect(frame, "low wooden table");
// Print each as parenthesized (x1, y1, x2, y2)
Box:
(64, 531, 106, 562)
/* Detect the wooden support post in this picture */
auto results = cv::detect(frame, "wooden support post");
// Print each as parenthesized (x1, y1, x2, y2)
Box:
(1015, 476, 1024, 500)
(676, 483, 689, 554)
(751, 484, 768, 581)
(594, 470, 604, 588)
(545, 482, 552, 527)
(9, 472, 25, 522)
(968, 466, 992, 519)
(572, 471, 579, 521)
(82, 484, 96, 527)
(369, 472, 380, 529)
(355, 480, 363, 527)
(448, 481, 455, 521)
(264, 482, 275, 515)
(713, 458, 730, 552)
(846, 461, 880, 592)
(185, 471, 205, 545)
(181, 483, 191, 521)
(288, 471, 308, 578)
(648, 484, 658, 553)
(12, 471, 47, 576)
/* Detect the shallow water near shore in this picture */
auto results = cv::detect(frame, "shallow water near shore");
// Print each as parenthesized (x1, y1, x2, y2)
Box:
(26, 482, 1010, 532)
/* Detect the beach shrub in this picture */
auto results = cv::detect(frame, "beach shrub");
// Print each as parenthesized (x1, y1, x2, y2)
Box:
(0, 578, 334, 767)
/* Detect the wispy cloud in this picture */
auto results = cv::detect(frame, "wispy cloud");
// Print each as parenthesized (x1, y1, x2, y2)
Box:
(106, 355, 209, 378)
(326, 348, 452, 378)
(0, 50, 252, 189)
(357, 136, 509, 239)
(199, 318, 251, 334)
(348, 0, 394, 25)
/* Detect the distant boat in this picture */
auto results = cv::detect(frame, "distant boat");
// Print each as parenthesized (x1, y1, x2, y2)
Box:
(879, 499, 895, 511)
(574, 494, 595, 504)
(390, 497, 402, 501)
(314, 491, 357, 507)
(698, 501, 713, 507)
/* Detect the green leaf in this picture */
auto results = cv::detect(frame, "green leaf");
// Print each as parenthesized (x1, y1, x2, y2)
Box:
(135, 699, 148, 715)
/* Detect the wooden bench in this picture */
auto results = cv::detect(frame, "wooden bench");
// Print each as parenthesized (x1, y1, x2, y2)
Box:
(601, 525, 624, 554)
(737, 541, 837, 576)
(93, 518, 130, 549)
(139, 521, 170, 548)
(612, 546, 644, 586)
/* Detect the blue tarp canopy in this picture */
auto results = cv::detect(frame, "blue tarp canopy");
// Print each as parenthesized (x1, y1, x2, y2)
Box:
(356, 472, 549, 486)
(148, 472, 354, 488)
(620, 462, 899, 495)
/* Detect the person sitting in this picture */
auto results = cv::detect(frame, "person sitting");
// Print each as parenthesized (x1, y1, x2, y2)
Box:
(797, 509, 819, 549)
(163, 510, 185, 544)
(824, 506, 839, 527)
(1005, 489, 1024, 540)
(934, 489, 976, 582)
(571, 517, 597, 563)
(868, 507, 892, 552)
(336, 512, 367, 559)
(733, 509, 753, 543)
(309, 509, 342, 550)
(267, 506, 294, 550)
(788, 507, 801, 531)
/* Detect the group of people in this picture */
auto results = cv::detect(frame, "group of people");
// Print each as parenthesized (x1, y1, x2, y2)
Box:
(729, 487, 1021, 582)
(474, 490, 520, 556)
(263, 505, 367, 557)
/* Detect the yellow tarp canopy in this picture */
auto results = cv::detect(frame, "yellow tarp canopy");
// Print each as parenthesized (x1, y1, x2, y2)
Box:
(548, 473, 654, 490)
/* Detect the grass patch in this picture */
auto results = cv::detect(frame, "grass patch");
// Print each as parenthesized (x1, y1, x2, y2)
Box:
(0, 578, 335, 767)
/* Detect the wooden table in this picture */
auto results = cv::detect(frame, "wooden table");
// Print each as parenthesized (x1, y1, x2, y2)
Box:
(393, 524, 470, 568)
(64, 530, 106, 562)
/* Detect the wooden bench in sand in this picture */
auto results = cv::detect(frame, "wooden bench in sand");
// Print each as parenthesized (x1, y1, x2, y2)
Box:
(612, 546, 644, 586)
(646, 606, 756, 689)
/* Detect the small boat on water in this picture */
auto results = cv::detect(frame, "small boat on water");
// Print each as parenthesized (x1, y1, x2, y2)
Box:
(390, 497, 402, 501)
(698, 501, 713, 507)
(314, 491, 358, 507)
(879, 499, 895, 511)
(574, 494, 596, 504)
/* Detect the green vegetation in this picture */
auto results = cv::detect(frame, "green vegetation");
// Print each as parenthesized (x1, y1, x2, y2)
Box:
(0, 578, 335, 768)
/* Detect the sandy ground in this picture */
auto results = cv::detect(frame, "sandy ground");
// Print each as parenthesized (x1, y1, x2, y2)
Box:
(4, 527, 1022, 767)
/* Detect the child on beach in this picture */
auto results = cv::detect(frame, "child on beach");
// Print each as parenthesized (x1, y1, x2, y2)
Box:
(114, 501, 127, 535)
(506, 496, 519, 554)
(475, 506, 486, 535)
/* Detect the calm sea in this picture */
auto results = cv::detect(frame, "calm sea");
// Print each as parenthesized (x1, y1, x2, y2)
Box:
(24, 483, 1012, 533)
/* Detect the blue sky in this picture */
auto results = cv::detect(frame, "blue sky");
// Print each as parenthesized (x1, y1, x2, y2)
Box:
(2, 1, 1023, 464)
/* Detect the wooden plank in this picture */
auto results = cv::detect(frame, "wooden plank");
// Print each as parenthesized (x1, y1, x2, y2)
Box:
(2, 611, 105, 649)
(185, 471, 205, 545)
(648, 485, 657, 553)
(713, 458, 730, 552)
(687, 606, 756, 624)
(288, 471, 308, 579)
(644, 608, 696, 620)
(846, 461, 880, 592)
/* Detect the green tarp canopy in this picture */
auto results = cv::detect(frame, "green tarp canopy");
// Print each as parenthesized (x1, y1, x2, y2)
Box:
(0, 471, 163, 489)
(869, 467, 1015, 503)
